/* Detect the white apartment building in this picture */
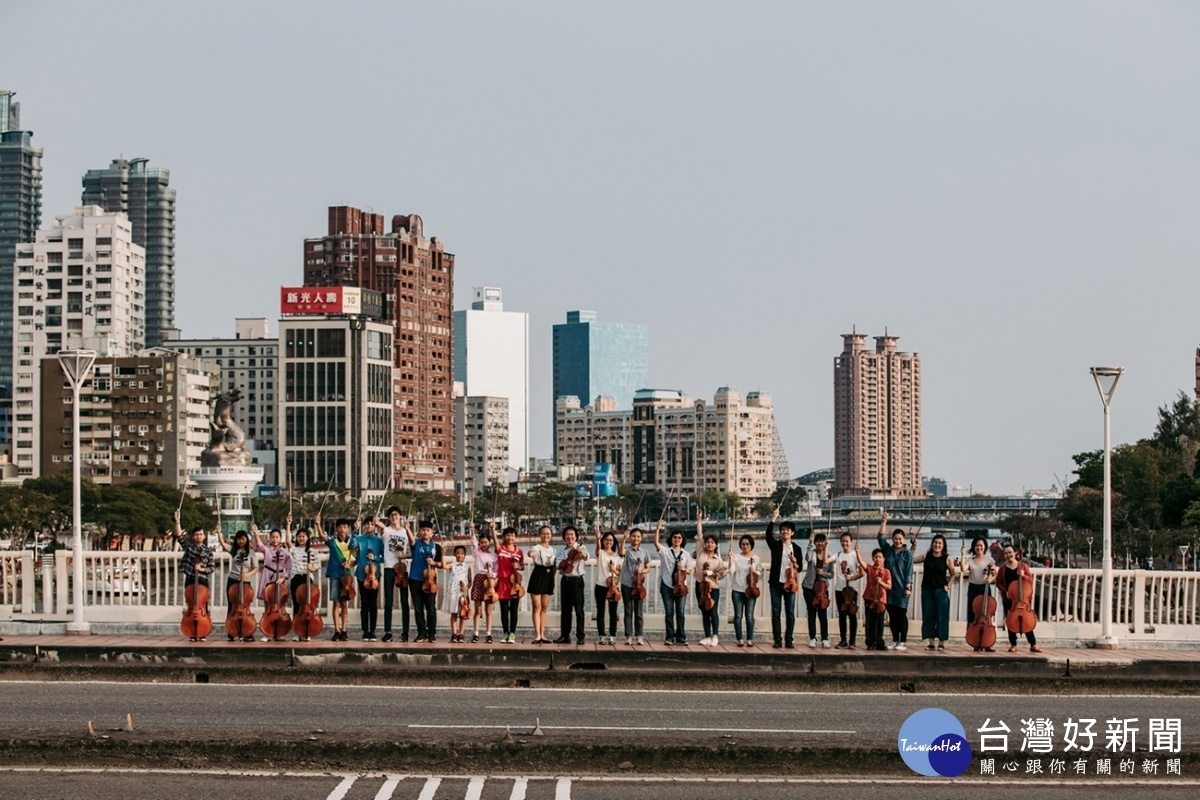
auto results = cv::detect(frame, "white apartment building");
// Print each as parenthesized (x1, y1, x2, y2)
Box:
(163, 318, 279, 486)
(453, 287, 529, 477)
(278, 316, 394, 498)
(11, 205, 145, 477)
(556, 387, 783, 513)
(454, 395, 510, 499)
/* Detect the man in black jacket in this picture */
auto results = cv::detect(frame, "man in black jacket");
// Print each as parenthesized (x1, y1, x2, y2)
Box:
(765, 509, 804, 648)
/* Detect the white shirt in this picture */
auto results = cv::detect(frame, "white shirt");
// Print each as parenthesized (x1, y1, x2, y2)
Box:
(832, 550, 863, 592)
(596, 550, 621, 587)
(729, 552, 762, 593)
(529, 544, 557, 568)
(657, 545, 694, 588)
(381, 526, 410, 570)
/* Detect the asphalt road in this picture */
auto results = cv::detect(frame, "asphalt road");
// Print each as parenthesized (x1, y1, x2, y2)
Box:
(0, 770, 1197, 800)
(0, 681, 1197, 750)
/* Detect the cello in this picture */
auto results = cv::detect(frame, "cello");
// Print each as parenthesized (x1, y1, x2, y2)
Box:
(1004, 555, 1037, 635)
(261, 550, 292, 641)
(225, 575, 258, 642)
(966, 564, 997, 652)
(292, 568, 323, 641)
(181, 568, 213, 642)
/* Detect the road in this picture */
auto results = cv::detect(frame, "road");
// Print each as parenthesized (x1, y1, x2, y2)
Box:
(0, 681, 1197, 750)
(0, 769, 1197, 800)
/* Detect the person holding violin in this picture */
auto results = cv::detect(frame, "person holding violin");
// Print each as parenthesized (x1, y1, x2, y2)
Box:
(527, 526, 557, 644)
(876, 511, 914, 651)
(553, 526, 589, 645)
(914, 533, 954, 651)
(350, 515, 384, 641)
(317, 515, 354, 642)
(857, 543, 893, 651)
(173, 510, 214, 641)
(381, 506, 412, 643)
(961, 536, 997, 651)
(407, 520, 445, 643)
(832, 533, 865, 650)
(619, 527, 651, 646)
(764, 509, 804, 648)
(694, 514, 728, 647)
(469, 521, 499, 643)
(728, 534, 761, 647)
(288, 526, 321, 641)
(801, 532, 835, 648)
(995, 543, 1043, 653)
(495, 526, 524, 644)
(654, 522, 693, 646)
(216, 528, 260, 642)
(445, 544, 472, 643)
(594, 530, 621, 645)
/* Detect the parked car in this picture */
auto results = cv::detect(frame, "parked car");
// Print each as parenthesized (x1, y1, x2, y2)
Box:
(86, 563, 144, 596)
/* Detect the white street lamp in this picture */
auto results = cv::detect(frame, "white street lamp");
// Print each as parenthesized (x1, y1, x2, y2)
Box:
(58, 349, 97, 635)
(1091, 366, 1123, 649)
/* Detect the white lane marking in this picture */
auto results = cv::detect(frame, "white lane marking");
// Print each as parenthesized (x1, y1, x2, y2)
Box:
(464, 776, 485, 800)
(510, 777, 528, 800)
(408, 724, 854, 734)
(0, 681, 1192, 700)
(556, 777, 571, 800)
(417, 777, 442, 800)
(327, 776, 356, 800)
(374, 775, 401, 800)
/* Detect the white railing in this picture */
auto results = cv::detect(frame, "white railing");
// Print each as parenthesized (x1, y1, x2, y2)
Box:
(18, 551, 1200, 643)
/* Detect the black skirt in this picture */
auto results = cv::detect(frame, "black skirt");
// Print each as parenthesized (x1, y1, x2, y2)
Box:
(528, 564, 555, 595)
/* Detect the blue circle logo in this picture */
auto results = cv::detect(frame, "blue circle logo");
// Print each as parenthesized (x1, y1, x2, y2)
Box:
(898, 708, 973, 777)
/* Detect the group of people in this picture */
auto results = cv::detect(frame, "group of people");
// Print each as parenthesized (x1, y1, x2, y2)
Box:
(172, 508, 1040, 652)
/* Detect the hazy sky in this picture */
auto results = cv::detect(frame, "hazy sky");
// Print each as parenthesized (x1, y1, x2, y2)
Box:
(7, 2, 1200, 494)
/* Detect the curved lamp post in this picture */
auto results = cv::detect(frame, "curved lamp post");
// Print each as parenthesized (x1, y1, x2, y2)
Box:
(1090, 366, 1123, 649)
(58, 349, 97, 635)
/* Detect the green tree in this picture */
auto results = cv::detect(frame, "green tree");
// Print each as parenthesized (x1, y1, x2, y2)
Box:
(767, 485, 804, 518)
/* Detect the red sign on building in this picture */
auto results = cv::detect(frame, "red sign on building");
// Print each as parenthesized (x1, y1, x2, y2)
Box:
(280, 287, 345, 315)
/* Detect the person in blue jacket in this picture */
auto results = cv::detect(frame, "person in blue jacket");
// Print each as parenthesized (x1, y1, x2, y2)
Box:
(876, 510, 914, 650)
(350, 515, 385, 641)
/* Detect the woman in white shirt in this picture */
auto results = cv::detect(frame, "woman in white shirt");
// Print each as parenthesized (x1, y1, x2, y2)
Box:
(961, 535, 996, 652)
(594, 531, 621, 645)
(832, 532, 865, 649)
(728, 534, 762, 647)
(527, 526, 557, 644)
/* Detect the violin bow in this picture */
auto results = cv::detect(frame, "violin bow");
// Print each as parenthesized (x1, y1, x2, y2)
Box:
(628, 489, 647, 529)
(177, 480, 189, 515)
(287, 471, 294, 523)
(314, 472, 336, 524)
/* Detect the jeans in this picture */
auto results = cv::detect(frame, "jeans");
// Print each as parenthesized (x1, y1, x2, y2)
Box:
(594, 585, 618, 637)
(621, 584, 644, 638)
(560, 576, 586, 641)
(700, 588, 721, 638)
(500, 598, 519, 636)
(835, 588, 858, 645)
(921, 586, 949, 642)
(803, 587, 829, 641)
(359, 581, 378, 635)
(732, 590, 756, 641)
(383, 568, 411, 637)
(409, 583, 437, 637)
(887, 602, 909, 643)
(659, 583, 687, 643)
(769, 582, 797, 645)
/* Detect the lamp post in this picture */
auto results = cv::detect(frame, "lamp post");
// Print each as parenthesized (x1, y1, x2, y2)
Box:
(58, 349, 97, 635)
(1091, 366, 1124, 649)
(1087, 536, 1094, 570)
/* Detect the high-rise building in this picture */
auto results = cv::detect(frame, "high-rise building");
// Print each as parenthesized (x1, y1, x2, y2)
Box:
(454, 394, 510, 499)
(82, 158, 176, 348)
(38, 349, 217, 487)
(12, 206, 145, 477)
(303, 206, 454, 492)
(555, 386, 782, 512)
(278, 313, 395, 498)
(832, 330, 923, 498)
(163, 318, 279, 486)
(552, 310, 648, 443)
(0, 91, 44, 445)
(453, 287, 528, 477)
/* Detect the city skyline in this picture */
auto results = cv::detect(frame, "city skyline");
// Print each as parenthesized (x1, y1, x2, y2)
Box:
(7, 3, 1200, 493)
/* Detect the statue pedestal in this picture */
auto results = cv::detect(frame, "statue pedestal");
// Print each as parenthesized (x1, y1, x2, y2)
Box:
(190, 466, 264, 538)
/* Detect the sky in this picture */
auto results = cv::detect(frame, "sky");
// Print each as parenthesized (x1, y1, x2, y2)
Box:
(6, 1, 1200, 494)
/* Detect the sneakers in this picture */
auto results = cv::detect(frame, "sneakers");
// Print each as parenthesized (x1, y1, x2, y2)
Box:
(809, 638, 818, 647)
(835, 641, 849, 649)
(711, 635, 719, 646)
(626, 637, 634, 645)
(895, 643, 907, 651)
(382, 632, 394, 643)
(699, 637, 712, 647)
(636, 636, 646, 646)
(886, 642, 898, 650)
(821, 640, 830, 649)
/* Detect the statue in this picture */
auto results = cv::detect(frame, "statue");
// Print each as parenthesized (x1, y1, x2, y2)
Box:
(200, 389, 252, 467)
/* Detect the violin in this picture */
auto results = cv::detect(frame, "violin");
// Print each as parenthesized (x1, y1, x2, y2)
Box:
(1004, 559, 1037, 634)
(839, 586, 858, 615)
(606, 565, 621, 603)
(339, 572, 357, 602)
(458, 583, 471, 620)
(967, 566, 998, 651)
(181, 569, 212, 641)
(558, 546, 587, 575)
(783, 552, 799, 594)
(745, 561, 761, 599)
(483, 570, 499, 604)
(394, 565, 409, 588)
(868, 566, 888, 613)
(631, 565, 647, 600)
(364, 552, 380, 591)
(292, 567, 323, 639)
(672, 554, 689, 597)
(697, 574, 714, 611)
(423, 563, 439, 594)
(509, 564, 526, 599)
(224, 580, 257, 641)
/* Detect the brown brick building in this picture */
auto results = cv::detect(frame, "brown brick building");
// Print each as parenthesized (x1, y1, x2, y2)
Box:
(303, 207, 455, 492)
